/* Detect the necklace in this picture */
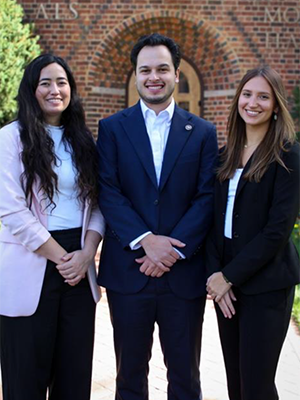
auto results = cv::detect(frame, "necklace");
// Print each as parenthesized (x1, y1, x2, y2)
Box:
(244, 142, 259, 148)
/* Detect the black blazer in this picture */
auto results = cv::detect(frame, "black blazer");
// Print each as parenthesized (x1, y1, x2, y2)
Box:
(97, 102, 218, 299)
(206, 142, 300, 295)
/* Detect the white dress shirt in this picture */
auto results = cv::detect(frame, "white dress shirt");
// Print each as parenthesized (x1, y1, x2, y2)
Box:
(129, 99, 185, 259)
(140, 98, 174, 184)
(224, 168, 243, 239)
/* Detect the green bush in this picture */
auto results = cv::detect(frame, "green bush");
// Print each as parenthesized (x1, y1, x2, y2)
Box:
(290, 85, 300, 328)
(292, 285, 300, 328)
(0, 0, 41, 127)
(292, 221, 300, 328)
(291, 220, 300, 255)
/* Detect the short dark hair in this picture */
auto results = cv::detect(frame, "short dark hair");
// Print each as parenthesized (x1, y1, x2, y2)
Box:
(130, 33, 181, 72)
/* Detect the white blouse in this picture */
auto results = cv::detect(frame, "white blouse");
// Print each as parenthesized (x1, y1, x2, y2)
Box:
(224, 168, 243, 239)
(46, 125, 83, 231)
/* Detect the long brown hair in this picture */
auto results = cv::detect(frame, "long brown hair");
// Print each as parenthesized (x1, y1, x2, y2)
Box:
(217, 66, 295, 182)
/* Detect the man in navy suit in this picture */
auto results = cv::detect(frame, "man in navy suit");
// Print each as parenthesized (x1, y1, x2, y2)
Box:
(97, 33, 218, 400)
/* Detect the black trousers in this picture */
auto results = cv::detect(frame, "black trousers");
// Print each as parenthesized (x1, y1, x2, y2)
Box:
(107, 275, 206, 400)
(216, 238, 295, 400)
(0, 228, 96, 400)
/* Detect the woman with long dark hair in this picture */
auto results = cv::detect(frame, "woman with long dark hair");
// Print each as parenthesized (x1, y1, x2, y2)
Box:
(206, 66, 300, 400)
(0, 54, 105, 400)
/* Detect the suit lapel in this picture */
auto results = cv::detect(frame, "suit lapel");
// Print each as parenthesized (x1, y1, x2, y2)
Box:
(235, 155, 253, 198)
(18, 141, 48, 227)
(159, 106, 193, 191)
(121, 103, 158, 188)
(220, 165, 248, 203)
(235, 172, 247, 199)
(30, 180, 48, 228)
(220, 179, 229, 210)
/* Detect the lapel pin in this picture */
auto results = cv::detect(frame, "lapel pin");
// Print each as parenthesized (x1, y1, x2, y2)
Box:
(185, 124, 193, 131)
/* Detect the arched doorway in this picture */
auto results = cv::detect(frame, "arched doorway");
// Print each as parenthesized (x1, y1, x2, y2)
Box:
(86, 11, 242, 134)
(127, 59, 202, 116)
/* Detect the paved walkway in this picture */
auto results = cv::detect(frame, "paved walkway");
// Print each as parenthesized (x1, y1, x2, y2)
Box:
(0, 291, 299, 400)
(91, 291, 300, 400)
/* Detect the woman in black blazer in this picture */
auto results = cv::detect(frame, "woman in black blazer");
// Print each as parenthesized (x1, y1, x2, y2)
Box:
(206, 66, 300, 400)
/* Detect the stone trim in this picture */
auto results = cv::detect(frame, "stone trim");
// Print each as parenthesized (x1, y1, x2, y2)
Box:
(91, 87, 126, 96)
(204, 89, 236, 98)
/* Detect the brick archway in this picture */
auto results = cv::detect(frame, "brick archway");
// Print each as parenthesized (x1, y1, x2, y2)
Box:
(85, 11, 244, 138)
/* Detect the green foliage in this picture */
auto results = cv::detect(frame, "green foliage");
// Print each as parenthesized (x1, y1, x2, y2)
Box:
(291, 87, 300, 142)
(292, 219, 300, 254)
(292, 220, 300, 328)
(292, 285, 300, 328)
(0, 0, 41, 127)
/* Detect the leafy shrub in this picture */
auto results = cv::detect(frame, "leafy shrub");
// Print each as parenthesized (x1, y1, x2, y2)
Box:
(0, 0, 40, 127)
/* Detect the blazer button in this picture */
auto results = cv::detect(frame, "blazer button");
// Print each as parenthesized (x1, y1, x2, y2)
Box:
(233, 232, 239, 238)
(153, 199, 159, 205)
(235, 213, 239, 218)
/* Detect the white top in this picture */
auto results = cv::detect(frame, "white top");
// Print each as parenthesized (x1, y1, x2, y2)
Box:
(224, 168, 243, 239)
(45, 125, 83, 230)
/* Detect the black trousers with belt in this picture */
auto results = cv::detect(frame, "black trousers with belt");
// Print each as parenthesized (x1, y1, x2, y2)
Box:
(0, 228, 96, 400)
(216, 238, 295, 400)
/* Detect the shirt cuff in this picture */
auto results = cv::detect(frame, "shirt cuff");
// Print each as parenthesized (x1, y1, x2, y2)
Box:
(174, 247, 186, 259)
(129, 231, 152, 250)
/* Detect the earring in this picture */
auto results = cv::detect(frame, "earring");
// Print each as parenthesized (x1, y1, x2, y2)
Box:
(274, 113, 277, 120)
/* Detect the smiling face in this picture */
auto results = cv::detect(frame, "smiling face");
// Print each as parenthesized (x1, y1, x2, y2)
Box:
(135, 45, 179, 114)
(35, 62, 71, 126)
(238, 76, 277, 133)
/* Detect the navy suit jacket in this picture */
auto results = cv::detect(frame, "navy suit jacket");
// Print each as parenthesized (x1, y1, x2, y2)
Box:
(97, 102, 218, 299)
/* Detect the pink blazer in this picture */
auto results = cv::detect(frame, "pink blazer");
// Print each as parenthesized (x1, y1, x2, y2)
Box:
(0, 121, 105, 317)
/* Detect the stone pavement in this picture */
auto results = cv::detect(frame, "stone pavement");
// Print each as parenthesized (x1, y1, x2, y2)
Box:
(0, 291, 299, 400)
(91, 291, 300, 400)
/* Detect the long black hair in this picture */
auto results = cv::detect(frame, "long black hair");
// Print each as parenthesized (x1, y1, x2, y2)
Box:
(17, 54, 99, 208)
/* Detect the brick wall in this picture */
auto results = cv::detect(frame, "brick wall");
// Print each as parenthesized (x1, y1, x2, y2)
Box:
(19, 0, 300, 144)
